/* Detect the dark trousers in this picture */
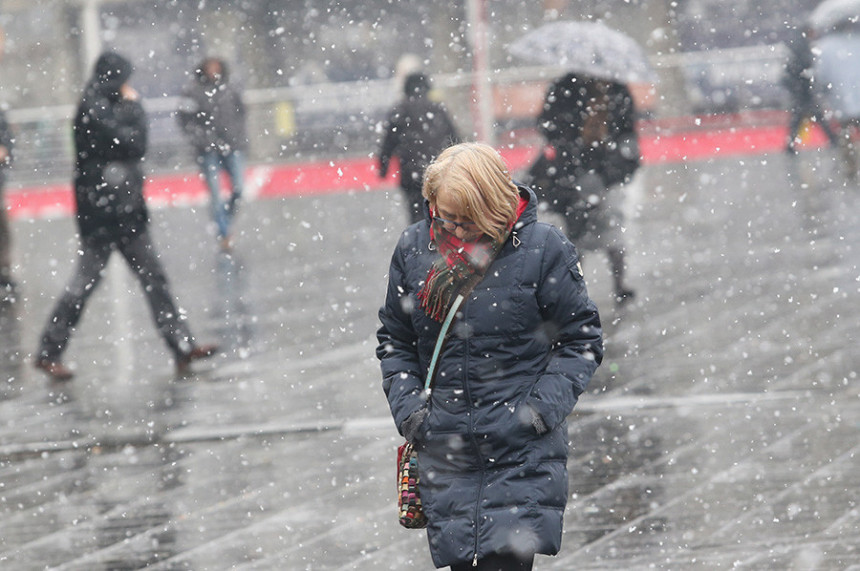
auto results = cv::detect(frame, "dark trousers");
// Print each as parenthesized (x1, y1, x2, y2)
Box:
(38, 230, 195, 361)
(450, 553, 534, 571)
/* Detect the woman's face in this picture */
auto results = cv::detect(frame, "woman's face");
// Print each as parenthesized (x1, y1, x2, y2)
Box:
(433, 188, 482, 241)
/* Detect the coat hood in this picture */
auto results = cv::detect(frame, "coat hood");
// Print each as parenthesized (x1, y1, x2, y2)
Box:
(92, 51, 133, 92)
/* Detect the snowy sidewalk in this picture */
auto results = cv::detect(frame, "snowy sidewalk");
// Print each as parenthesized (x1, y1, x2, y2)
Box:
(0, 146, 858, 569)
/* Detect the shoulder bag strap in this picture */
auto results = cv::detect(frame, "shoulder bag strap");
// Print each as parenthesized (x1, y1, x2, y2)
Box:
(423, 293, 464, 395)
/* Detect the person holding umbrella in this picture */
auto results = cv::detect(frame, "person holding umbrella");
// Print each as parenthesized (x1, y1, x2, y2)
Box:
(509, 20, 653, 305)
(530, 74, 640, 304)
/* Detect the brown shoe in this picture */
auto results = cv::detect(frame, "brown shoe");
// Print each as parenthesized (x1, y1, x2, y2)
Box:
(176, 344, 219, 375)
(34, 358, 74, 381)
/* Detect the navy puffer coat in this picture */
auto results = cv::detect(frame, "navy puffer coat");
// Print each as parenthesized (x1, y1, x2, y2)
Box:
(377, 186, 602, 568)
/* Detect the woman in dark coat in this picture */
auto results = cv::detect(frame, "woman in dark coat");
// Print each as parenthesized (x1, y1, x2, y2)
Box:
(377, 142, 603, 570)
(34, 51, 217, 381)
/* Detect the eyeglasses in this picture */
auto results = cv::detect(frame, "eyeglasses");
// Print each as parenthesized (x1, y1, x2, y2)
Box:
(433, 216, 479, 233)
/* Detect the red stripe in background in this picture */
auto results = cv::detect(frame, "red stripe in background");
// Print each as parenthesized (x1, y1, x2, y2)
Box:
(5, 120, 822, 221)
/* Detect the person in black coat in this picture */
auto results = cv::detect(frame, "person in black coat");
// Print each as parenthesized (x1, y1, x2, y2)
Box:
(782, 26, 839, 154)
(377, 143, 603, 570)
(0, 107, 14, 294)
(177, 57, 247, 251)
(34, 51, 217, 381)
(531, 73, 639, 303)
(378, 73, 459, 224)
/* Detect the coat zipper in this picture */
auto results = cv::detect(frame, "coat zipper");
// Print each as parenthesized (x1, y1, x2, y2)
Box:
(470, 230, 519, 568)
(459, 314, 484, 568)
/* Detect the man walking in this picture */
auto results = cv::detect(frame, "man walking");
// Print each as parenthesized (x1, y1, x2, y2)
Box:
(378, 73, 459, 224)
(35, 51, 217, 381)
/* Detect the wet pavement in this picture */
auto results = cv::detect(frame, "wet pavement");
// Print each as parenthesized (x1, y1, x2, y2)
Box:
(1, 147, 859, 570)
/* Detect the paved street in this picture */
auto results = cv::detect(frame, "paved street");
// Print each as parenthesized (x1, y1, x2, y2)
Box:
(0, 147, 858, 570)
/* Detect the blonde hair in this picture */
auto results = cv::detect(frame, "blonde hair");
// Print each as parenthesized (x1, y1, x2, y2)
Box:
(422, 142, 520, 241)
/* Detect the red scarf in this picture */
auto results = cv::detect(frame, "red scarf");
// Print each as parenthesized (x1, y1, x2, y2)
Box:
(418, 196, 528, 321)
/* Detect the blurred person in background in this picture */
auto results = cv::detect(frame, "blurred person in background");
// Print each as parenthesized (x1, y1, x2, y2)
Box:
(177, 57, 247, 252)
(530, 73, 640, 304)
(814, 26, 860, 180)
(378, 72, 460, 224)
(377, 142, 602, 570)
(0, 106, 15, 297)
(783, 25, 840, 154)
(34, 51, 218, 382)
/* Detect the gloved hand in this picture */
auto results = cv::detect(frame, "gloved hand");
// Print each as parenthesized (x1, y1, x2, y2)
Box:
(401, 407, 429, 442)
(527, 405, 549, 435)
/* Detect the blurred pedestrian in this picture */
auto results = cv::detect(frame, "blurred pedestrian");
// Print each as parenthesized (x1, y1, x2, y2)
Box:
(815, 29, 860, 179)
(783, 25, 839, 154)
(177, 57, 247, 252)
(0, 105, 15, 295)
(377, 142, 603, 570)
(34, 51, 218, 382)
(531, 73, 640, 304)
(378, 72, 459, 224)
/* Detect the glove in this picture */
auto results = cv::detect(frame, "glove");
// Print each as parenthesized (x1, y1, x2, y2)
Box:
(401, 407, 429, 442)
(527, 405, 549, 435)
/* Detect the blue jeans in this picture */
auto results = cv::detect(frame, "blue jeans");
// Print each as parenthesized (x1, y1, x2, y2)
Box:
(199, 150, 245, 238)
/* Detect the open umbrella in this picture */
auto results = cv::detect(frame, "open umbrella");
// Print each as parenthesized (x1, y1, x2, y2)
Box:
(809, 0, 860, 34)
(508, 20, 657, 84)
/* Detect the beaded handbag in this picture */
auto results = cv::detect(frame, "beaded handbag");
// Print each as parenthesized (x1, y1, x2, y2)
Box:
(397, 440, 426, 528)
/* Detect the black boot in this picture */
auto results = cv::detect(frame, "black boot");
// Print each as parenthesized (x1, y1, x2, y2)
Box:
(608, 248, 635, 305)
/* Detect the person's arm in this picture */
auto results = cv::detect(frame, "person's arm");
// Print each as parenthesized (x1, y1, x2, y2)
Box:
(376, 235, 428, 437)
(527, 227, 603, 430)
(116, 84, 147, 159)
(175, 84, 206, 145)
(82, 88, 147, 161)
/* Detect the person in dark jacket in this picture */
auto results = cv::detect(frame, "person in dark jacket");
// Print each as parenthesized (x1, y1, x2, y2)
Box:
(34, 51, 217, 381)
(378, 73, 459, 224)
(377, 142, 603, 570)
(0, 106, 14, 294)
(783, 26, 839, 154)
(531, 74, 639, 303)
(177, 57, 247, 251)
